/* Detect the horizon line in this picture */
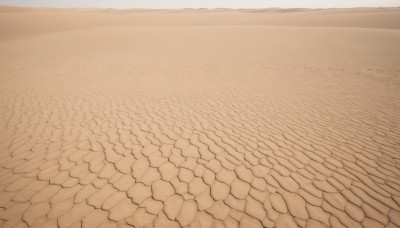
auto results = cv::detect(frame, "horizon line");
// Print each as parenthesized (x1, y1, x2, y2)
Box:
(1, 4, 400, 10)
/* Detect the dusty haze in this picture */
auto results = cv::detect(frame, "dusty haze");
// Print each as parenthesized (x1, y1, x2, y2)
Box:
(0, 6, 400, 228)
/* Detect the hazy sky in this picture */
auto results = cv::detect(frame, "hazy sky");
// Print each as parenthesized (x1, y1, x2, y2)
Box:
(0, 0, 399, 9)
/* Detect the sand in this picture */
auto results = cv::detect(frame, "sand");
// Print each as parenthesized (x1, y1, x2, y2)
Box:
(0, 6, 400, 228)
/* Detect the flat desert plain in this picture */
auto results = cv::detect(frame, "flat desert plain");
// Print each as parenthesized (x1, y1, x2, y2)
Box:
(0, 6, 400, 228)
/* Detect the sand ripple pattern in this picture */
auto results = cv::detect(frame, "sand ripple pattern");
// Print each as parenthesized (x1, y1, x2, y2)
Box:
(0, 64, 400, 228)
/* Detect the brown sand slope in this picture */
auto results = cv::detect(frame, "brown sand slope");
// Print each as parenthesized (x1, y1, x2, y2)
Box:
(0, 7, 400, 228)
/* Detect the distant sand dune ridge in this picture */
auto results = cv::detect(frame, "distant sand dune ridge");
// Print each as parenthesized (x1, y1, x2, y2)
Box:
(0, 7, 400, 228)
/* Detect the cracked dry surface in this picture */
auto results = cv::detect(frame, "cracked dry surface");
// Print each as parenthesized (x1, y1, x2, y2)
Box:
(1, 7, 400, 228)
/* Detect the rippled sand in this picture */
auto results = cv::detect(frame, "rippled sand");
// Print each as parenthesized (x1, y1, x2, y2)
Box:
(0, 6, 400, 228)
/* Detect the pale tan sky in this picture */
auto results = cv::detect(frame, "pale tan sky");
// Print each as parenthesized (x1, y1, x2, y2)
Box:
(0, 0, 399, 9)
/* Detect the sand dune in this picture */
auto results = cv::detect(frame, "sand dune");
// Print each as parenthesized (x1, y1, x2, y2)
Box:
(1, 6, 400, 40)
(0, 7, 400, 228)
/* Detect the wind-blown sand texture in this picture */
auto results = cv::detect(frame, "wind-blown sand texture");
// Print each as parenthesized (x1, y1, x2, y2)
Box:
(0, 6, 400, 228)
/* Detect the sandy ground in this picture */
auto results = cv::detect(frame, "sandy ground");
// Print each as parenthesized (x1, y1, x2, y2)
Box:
(0, 6, 400, 228)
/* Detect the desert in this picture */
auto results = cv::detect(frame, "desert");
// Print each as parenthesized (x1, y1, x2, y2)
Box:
(0, 6, 400, 228)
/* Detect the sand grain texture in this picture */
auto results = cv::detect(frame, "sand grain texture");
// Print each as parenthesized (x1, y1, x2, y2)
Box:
(0, 7, 400, 228)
